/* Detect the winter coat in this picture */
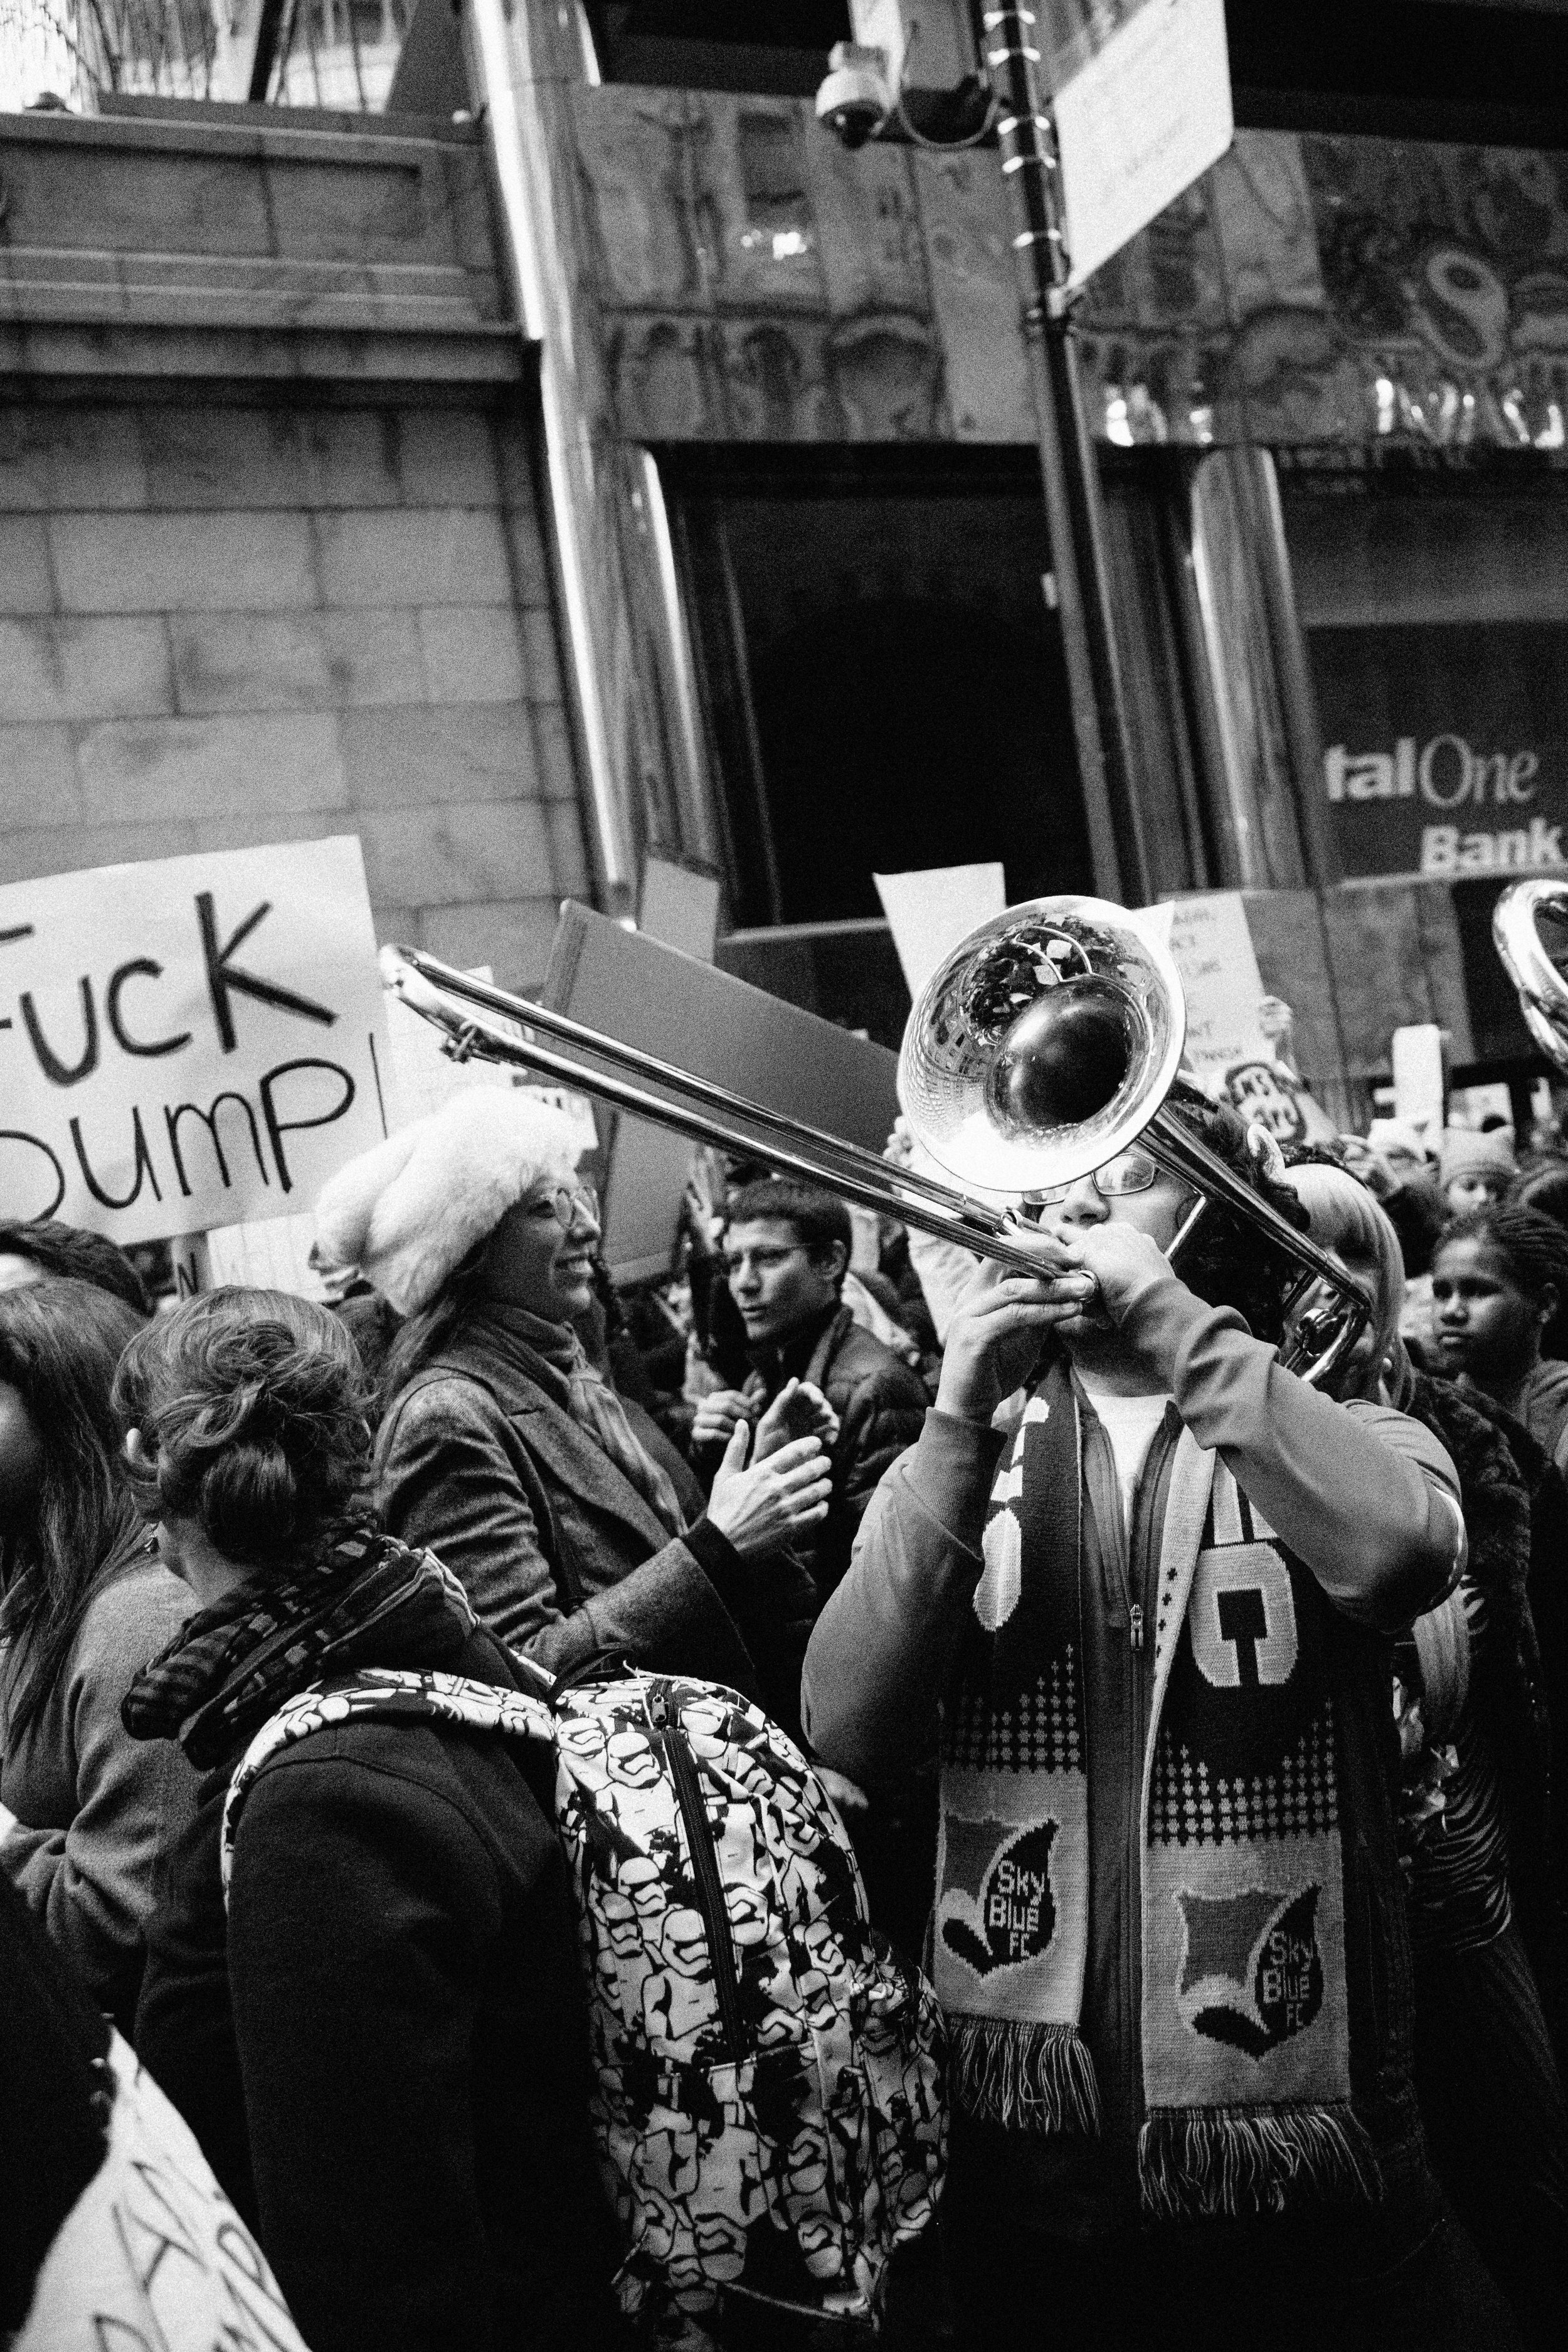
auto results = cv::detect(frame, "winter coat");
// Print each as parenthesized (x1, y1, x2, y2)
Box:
(0, 1547, 195, 2033)
(375, 1308, 819, 1737)
(134, 1592, 624, 2352)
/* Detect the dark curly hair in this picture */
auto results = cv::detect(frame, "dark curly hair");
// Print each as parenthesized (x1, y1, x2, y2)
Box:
(1160, 1081, 1308, 1345)
(0, 1281, 145, 1737)
(1434, 1204, 1568, 1359)
(0, 1219, 150, 1318)
(112, 1289, 373, 1571)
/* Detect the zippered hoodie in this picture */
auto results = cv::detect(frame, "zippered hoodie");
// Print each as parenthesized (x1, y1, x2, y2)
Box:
(802, 1268, 1463, 2230)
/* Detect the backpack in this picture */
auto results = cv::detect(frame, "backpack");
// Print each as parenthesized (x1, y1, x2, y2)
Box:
(221, 1665, 947, 2339)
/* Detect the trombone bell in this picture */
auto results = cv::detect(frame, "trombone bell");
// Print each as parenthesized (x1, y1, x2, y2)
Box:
(899, 896, 1187, 1197)
(1494, 878, 1568, 1074)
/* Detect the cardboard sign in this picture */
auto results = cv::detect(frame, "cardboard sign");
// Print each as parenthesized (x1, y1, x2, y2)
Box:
(541, 901, 903, 1283)
(1055, 0, 1234, 290)
(0, 839, 390, 1245)
(1391, 1024, 1448, 1149)
(874, 864, 1007, 1003)
(596, 861, 726, 1284)
(1163, 892, 1336, 1147)
(1164, 893, 1273, 1072)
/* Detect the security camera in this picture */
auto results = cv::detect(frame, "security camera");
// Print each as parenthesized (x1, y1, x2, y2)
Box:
(815, 41, 893, 150)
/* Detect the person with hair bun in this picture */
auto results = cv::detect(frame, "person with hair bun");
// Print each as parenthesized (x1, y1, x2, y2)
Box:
(1, 1279, 194, 2032)
(320, 1091, 828, 1737)
(1432, 1205, 1568, 1476)
(120, 1288, 624, 2352)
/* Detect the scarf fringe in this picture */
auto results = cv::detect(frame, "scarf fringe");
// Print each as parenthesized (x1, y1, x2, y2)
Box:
(1138, 2102, 1381, 2222)
(950, 2017, 1101, 2136)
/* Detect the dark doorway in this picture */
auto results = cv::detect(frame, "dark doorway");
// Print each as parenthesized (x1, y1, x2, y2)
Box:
(749, 593, 1088, 923)
(666, 450, 1091, 930)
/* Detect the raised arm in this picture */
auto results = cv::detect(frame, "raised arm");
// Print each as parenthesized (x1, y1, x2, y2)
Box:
(377, 1375, 829, 1700)
(801, 1411, 1003, 1782)
(803, 1255, 1088, 1780)
(1078, 1234, 1465, 1629)
(376, 1375, 743, 1678)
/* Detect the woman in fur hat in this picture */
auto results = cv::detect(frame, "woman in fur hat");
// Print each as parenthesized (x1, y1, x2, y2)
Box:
(315, 1091, 828, 1735)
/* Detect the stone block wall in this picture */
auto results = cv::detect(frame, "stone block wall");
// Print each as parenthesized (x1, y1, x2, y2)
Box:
(0, 396, 588, 992)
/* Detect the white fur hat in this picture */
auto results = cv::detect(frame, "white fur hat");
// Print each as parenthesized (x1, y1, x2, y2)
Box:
(312, 1088, 584, 1315)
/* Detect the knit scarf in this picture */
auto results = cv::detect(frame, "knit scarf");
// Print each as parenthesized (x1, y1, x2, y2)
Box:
(120, 1529, 475, 1771)
(485, 1304, 686, 1537)
(935, 1359, 1378, 2220)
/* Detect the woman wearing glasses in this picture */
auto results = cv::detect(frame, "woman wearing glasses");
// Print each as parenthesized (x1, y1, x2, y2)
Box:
(316, 1091, 827, 1732)
(802, 1083, 1510, 2352)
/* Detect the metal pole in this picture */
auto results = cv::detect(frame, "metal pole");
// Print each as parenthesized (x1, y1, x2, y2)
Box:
(973, 4, 1143, 904)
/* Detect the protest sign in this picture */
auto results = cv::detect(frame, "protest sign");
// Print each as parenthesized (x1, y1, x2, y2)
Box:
(596, 860, 725, 1285)
(1163, 892, 1337, 1147)
(0, 838, 390, 1246)
(1164, 893, 1272, 1072)
(874, 864, 1007, 1002)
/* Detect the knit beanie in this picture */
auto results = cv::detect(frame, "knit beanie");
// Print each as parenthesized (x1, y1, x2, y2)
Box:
(312, 1089, 583, 1315)
(1438, 1127, 1517, 1189)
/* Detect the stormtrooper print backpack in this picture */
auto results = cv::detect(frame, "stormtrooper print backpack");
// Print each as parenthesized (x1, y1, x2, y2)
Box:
(222, 1664, 948, 2339)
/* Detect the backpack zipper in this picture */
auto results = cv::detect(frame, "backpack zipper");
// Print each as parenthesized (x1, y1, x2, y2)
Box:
(645, 1682, 748, 2063)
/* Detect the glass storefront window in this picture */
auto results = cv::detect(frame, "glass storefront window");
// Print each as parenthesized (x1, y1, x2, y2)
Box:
(1281, 467, 1568, 890)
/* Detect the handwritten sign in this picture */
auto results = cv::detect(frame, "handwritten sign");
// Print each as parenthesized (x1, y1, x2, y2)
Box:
(1164, 893, 1272, 1073)
(0, 838, 390, 1245)
(1163, 891, 1336, 1147)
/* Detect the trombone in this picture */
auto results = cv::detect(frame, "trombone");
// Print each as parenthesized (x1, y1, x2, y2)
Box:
(1495, 878, 1568, 1073)
(380, 894, 1368, 1379)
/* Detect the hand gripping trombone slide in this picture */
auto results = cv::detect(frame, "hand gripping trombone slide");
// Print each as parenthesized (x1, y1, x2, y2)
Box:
(379, 894, 1369, 1384)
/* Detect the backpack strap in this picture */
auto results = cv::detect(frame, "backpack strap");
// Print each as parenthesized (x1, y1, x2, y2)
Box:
(220, 1669, 557, 1906)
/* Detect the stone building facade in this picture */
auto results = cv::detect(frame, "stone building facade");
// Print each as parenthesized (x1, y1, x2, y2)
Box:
(0, 97, 588, 995)
(5, 5, 1568, 1121)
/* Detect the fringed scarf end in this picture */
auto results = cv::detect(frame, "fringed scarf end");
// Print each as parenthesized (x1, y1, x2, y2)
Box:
(950, 2017, 1100, 2136)
(1138, 2102, 1382, 2222)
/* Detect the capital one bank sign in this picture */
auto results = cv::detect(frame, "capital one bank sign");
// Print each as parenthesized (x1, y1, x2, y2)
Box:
(1309, 624, 1568, 884)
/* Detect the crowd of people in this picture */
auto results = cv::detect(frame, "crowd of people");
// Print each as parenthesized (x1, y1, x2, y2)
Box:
(2, 1071, 1567, 2352)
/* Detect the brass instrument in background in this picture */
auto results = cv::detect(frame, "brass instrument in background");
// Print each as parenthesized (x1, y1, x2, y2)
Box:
(381, 893, 1369, 1380)
(1494, 879, 1568, 1074)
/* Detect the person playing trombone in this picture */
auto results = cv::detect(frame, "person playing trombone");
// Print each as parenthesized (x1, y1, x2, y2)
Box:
(802, 1084, 1513, 2351)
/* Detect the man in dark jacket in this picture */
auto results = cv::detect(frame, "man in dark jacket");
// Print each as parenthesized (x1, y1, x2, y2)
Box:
(692, 1179, 929, 1599)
